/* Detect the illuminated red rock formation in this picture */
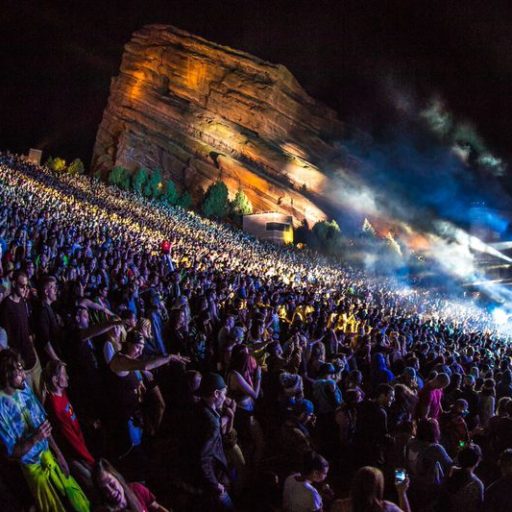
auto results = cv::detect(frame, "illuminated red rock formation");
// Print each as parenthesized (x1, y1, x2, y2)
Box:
(92, 24, 346, 224)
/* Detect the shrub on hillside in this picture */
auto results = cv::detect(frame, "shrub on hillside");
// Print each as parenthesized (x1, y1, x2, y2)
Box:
(146, 168, 164, 199)
(312, 219, 344, 255)
(68, 158, 85, 175)
(132, 167, 149, 195)
(202, 180, 229, 218)
(176, 191, 192, 209)
(108, 166, 130, 190)
(231, 189, 253, 216)
(46, 156, 67, 172)
(164, 179, 179, 206)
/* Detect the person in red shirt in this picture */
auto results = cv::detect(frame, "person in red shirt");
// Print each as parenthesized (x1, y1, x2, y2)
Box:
(43, 360, 95, 468)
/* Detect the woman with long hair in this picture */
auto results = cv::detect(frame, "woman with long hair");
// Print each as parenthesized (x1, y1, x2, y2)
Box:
(332, 466, 410, 512)
(92, 458, 169, 511)
(226, 344, 265, 471)
(168, 307, 189, 356)
(305, 341, 326, 384)
(137, 317, 159, 358)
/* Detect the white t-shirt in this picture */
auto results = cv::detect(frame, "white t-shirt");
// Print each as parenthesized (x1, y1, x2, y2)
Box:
(283, 473, 322, 512)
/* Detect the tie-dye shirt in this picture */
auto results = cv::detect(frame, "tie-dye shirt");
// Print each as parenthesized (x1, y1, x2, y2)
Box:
(0, 382, 48, 464)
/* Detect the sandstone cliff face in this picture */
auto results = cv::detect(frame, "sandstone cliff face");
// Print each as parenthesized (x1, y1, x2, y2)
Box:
(92, 25, 346, 224)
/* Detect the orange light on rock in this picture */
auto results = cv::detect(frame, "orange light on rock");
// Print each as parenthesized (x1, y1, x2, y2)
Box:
(129, 70, 146, 100)
(407, 233, 431, 252)
(284, 160, 327, 194)
(185, 58, 207, 91)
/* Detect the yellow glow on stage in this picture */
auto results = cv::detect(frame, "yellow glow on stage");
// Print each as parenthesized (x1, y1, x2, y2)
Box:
(283, 228, 294, 244)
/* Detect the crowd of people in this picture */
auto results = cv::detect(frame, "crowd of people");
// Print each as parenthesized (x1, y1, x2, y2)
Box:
(0, 151, 512, 511)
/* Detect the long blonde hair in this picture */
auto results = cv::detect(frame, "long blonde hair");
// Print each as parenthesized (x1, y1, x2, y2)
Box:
(137, 318, 152, 339)
(92, 458, 143, 512)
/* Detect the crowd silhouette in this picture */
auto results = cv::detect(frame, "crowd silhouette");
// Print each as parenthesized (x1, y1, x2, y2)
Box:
(0, 152, 511, 512)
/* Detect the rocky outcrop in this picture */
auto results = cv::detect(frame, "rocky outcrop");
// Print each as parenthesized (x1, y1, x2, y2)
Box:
(92, 24, 346, 224)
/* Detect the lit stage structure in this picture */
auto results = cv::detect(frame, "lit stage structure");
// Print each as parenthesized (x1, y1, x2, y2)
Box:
(27, 148, 42, 166)
(243, 212, 293, 245)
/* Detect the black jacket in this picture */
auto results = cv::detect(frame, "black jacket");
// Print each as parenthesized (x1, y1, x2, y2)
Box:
(190, 400, 229, 491)
(32, 300, 61, 366)
(353, 399, 390, 465)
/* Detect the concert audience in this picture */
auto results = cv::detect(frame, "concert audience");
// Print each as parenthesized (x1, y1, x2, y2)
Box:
(1, 152, 512, 511)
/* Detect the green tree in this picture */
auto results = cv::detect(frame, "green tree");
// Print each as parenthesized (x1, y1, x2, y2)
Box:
(108, 166, 129, 187)
(142, 177, 153, 198)
(68, 158, 85, 175)
(312, 219, 343, 255)
(46, 156, 66, 172)
(53, 157, 67, 172)
(164, 179, 179, 206)
(119, 170, 131, 190)
(108, 166, 120, 185)
(231, 189, 253, 216)
(147, 168, 164, 199)
(132, 167, 149, 195)
(176, 191, 192, 209)
(202, 180, 229, 218)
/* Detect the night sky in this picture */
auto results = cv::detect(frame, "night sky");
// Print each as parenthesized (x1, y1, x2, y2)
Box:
(2, 0, 512, 173)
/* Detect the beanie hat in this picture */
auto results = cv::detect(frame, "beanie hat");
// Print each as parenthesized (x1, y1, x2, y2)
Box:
(293, 398, 314, 416)
(199, 373, 226, 397)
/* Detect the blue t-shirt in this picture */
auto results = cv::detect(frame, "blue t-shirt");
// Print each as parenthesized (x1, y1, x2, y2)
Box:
(0, 383, 48, 465)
